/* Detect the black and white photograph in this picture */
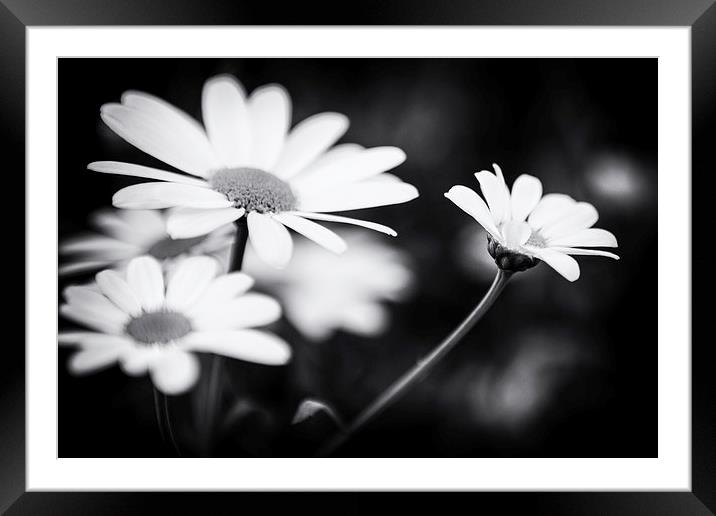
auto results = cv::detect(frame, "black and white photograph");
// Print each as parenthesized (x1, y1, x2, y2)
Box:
(57, 57, 657, 458)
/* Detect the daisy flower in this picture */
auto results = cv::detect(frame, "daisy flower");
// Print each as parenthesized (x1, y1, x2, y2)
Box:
(243, 230, 413, 341)
(89, 75, 419, 268)
(59, 255, 291, 394)
(445, 164, 619, 281)
(59, 208, 233, 275)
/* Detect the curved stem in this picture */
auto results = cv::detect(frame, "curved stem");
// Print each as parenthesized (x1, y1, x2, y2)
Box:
(316, 269, 512, 457)
(200, 217, 249, 456)
(162, 393, 182, 456)
(153, 387, 181, 456)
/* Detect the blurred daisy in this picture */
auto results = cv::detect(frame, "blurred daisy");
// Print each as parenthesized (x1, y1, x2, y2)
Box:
(59, 255, 291, 394)
(445, 164, 618, 282)
(89, 74, 419, 268)
(60, 208, 233, 276)
(244, 230, 413, 341)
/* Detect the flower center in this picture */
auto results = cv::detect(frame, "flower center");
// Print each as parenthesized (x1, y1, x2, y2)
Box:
(125, 310, 193, 345)
(148, 235, 207, 259)
(525, 231, 547, 248)
(208, 167, 296, 213)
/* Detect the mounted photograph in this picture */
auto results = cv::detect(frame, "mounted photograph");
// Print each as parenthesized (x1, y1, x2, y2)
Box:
(57, 57, 656, 459)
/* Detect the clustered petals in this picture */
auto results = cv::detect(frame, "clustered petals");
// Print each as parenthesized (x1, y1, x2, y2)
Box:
(60, 255, 291, 395)
(59, 208, 234, 276)
(89, 74, 419, 269)
(445, 164, 619, 282)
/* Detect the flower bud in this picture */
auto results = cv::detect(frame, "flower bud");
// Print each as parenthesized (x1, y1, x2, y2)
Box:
(487, 235, 540, 273)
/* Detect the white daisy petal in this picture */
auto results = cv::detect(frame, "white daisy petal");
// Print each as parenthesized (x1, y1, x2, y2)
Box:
(339, 302, 388, 336)
(113, 182, 233, 210)
(59, 261, 115, 276)
(273, 112, 349, 179)
(540, 202, 599, 240)
(273, 213, 347, 254)
(165, 256, 218, 311)
(549, 247, 620, 260)
(90, 209, 166, 246)
(119, 348, 158, 376)
(444, 185, 501, 240)
(122, 90, 208, 138)
(290, 143, 364, 188)
(297, 181, 418, 213)
(77, 334, 134, 350)
(60, 236, 140, 256)
(63, 286, 130, 327)
(247, 211, 293, 269)
(286, 211, 397, 237)
(149, 349, 200, 395)
(502, 221, 531, 248)
(192, 293, 282, 330)
(166, 207, 243, 239)
(68, 347, 128, 375)
(528, 193, 578, 230)
(525, 246, 581, 282)
(202, 75, 252, 167)
(547, 228, 618, 248)
(126, 256, 165, 311)
(59, 332, 131, 348)
(246, 84, 291, 171)
(189, 272, 255, 313)
(292, 146, 405, 194)
(101, 103, 217, 177)
(60, 305, 123, 334)
(475, 169, 511, 224)
(510, 174, 543, 222)
(59, 332, 99, 346)
(182, 329, 291, 365)
(95, 270, 143, 316)
(87, 161, 209, 188)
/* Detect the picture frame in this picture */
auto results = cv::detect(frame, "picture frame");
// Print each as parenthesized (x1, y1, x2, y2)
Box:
(4, 0, 712, 513)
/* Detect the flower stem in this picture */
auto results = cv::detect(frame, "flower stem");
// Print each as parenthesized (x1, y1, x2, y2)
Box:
(316, 269, 512, 457)
(229, 217, 250, 272)
(200, 217, 249, 456)
(153, 387, 181, 456)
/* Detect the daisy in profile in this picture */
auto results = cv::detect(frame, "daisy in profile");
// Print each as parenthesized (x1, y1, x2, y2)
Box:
(59, 208, 233, 276)
(244, 230, 413, 341)
(89, 75, 419, 268)
(59, 255, 291, 394)
(445, 164, 619, 281)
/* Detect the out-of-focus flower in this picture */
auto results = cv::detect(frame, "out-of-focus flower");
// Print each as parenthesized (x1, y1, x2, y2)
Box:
(584, 153, 650, 206)
(244, 230, 413, 341)
(59, 208, 233, 276)
(466, 328, 597, 433)
(469, 331, 586, 432)
(445, 163, 619, 281)
(89, 74, 419, 269)
(59, 255, 291, 394)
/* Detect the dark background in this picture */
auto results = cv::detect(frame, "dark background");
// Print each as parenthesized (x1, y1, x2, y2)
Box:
(58, 57, 656, 457)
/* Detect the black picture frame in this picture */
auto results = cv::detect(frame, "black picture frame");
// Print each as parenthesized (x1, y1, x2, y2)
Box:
(4, 1, 712, 513)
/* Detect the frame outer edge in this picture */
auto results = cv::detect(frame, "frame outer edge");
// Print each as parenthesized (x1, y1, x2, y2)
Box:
(691, 1, 716, 513)
(0, 0, 715, 25)
(4, 0, 714, 512)
(0, 0, 27, 513)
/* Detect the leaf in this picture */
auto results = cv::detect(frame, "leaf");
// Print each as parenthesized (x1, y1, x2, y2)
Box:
(292, 398, 345, 429)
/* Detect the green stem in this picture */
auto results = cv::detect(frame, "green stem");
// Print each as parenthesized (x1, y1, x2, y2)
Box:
(200, 217, 249, 456)
(316, 269, 512, 457)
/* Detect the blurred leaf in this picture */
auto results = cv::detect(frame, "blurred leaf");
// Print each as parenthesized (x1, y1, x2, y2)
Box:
(292, 399, 345, 429)
(219, 398, 276, 457)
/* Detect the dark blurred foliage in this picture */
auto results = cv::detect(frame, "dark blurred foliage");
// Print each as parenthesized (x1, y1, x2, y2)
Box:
(58, 58, 656, 457)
